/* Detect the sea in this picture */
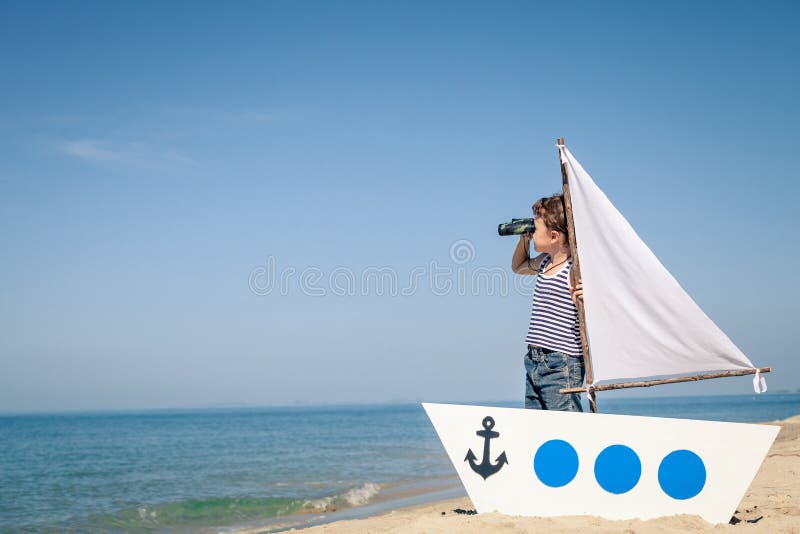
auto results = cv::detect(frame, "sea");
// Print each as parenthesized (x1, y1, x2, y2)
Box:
(1, 393, 798, 533)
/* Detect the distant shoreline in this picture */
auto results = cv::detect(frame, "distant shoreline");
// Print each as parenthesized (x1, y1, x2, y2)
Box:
(3, 391, 800, 416)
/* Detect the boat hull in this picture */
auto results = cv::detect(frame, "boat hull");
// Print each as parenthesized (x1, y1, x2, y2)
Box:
(422, 402, 779, 524)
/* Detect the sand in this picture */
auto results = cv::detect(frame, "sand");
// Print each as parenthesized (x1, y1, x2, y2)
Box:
(294, 415, 800, 533)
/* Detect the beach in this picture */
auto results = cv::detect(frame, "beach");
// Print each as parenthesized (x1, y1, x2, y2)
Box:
(291, 415, 800, 533)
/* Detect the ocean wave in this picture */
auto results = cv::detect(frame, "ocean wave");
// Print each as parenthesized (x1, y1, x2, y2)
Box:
(302, 482, 382, 512)
(76, 483, 383, 531)
(343, 482, 381, 506)
(82, 496, 305, 531)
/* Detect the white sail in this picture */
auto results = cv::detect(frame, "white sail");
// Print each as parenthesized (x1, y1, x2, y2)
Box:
(560, 146, 760, 385)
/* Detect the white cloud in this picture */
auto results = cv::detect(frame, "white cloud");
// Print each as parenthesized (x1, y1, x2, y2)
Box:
(58, 139, 195, 173)
(60, 139, 129, 162)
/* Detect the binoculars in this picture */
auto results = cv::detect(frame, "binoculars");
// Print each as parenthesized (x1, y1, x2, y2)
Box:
(498, 218, 535, 236)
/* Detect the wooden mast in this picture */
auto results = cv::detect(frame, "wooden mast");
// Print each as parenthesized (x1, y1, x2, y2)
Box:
(557, 137, 597, 413)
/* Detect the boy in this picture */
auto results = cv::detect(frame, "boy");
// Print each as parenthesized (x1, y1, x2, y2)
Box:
(511, 194, 585, 411)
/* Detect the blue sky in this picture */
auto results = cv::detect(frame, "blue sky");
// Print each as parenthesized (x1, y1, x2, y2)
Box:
(1, 1, 798, 412)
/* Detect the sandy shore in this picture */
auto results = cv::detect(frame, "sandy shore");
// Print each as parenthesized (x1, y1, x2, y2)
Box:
(293, 415, 800, 533)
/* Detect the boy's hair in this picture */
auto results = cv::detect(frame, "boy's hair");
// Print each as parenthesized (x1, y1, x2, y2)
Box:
(532, 194, 569, 242)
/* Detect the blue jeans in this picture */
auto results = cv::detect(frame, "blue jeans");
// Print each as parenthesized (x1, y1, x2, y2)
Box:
(524, 345, 585, 411)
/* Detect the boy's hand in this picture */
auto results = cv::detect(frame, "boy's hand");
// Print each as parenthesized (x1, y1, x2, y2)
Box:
(521, 232, 533, 242)
(571, 280, 583, 304)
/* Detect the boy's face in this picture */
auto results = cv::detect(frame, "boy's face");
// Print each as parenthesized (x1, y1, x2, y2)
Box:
(532, 214, 563, 253)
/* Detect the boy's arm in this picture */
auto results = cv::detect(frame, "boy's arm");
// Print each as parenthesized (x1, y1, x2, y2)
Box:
(569, 268, 583, 304)
(512, 234, 547, 275)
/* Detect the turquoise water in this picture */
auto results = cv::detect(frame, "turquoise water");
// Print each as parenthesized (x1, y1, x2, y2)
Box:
(1, 393, 798, 532)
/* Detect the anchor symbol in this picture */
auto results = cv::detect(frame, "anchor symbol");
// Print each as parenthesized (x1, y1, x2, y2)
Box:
(464, 416, 508, 480)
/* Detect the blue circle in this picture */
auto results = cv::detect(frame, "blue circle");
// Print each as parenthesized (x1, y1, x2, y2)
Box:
(658, 449, 706, 500)
(594, 444, 641, 494)
(534, 439, 579, 487)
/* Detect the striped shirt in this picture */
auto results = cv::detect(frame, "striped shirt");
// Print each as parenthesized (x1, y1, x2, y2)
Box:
(525, 255, 583, 357)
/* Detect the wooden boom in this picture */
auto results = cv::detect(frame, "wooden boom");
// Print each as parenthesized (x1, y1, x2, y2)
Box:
(559, 367, 772, 394)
